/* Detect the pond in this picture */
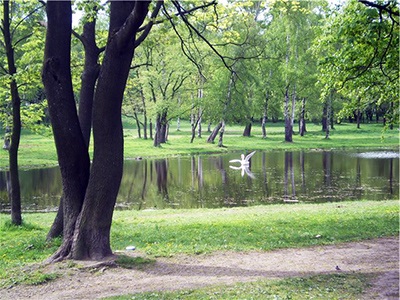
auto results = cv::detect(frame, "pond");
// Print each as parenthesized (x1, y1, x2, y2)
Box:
(0, 150, 398, 212)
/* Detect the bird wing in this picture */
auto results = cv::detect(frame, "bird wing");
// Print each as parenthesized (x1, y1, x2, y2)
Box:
(229, 159, 242, 163)
(244, 151, 256, 161)
(229, 165, 242, 170)
(244, 167, 256, 179)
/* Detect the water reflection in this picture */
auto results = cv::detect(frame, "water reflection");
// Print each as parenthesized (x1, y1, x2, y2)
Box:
(0, 150, 398, 211)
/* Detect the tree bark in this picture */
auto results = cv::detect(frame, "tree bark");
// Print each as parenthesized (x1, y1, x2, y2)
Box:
(284, 86, 292, 142)
(207, 121, 222, 143)
(42, 1, 91, 260)
(217, 121, 226, 147)
(299, 97, 306, 136)
(243, 122, 252, 137)
(70, 1, 150, 260)
(261, 92, 268, 139)
(77, 21, 101, 148)
(3, 1, 22, 225)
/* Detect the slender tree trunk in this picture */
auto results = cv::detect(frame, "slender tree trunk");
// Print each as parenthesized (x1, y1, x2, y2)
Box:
(134, 111, 141, 138)
(3, 1, 22, 225)
(261, 91, 268, 139)
(77, 21, 101, 148)
(284, 86, 292, 142)
(299, 97, 306, 136)
(217, 121, 225, 147)
(207, 121, 222, 143)
(197, 108, 202, 138)
(291, 84, 296, 134)
(322, 103, 327, 132)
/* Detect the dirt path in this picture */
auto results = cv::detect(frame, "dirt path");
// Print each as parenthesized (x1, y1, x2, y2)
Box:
(1, 237, 398, 300)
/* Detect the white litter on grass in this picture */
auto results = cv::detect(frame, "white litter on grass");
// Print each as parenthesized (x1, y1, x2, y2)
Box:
(125, 246, 136, 251)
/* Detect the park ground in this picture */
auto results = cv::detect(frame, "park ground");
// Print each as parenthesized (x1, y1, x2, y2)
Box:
(0, 237, 398, 299)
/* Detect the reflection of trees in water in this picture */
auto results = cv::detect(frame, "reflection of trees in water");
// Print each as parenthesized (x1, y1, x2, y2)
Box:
(155, 159, 169, 201)
(284, 151, 296, 201)
(389, 158, 393, 194)
(322, 151, 333, 201)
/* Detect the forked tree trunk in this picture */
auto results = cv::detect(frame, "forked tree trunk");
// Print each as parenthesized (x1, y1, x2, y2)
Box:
(48, 11, 101, 240)
(43, 1, 154, 261)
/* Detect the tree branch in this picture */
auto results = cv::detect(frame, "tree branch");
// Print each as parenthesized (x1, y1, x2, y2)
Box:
(134, 0, 163, 49)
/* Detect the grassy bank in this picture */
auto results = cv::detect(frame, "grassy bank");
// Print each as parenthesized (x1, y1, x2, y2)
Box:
(0, 200, 398, 287)
(0, 121, 398, 169)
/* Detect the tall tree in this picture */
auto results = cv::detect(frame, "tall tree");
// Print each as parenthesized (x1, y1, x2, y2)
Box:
(313, 0, 399, 128)
(42, 1, 217, 261)
(1, 1, 45, 225)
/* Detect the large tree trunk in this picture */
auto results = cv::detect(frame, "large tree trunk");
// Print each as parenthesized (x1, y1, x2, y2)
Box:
(42, 2, 91, 260)
(3, 1, 22, 225)
(49, 18, 102, 240)
(70, 1, 150, 260)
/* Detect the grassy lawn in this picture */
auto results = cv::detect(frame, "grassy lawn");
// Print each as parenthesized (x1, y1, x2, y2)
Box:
(0, 200, 398, 288)
(0, 120, 398, 169)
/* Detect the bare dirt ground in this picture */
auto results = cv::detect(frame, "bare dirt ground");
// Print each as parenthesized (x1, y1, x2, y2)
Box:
(1, 237, 398, 300)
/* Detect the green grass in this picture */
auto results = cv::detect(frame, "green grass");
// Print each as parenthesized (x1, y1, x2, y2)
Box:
(1, 121, 398, 169)
(105, 273, 373, 300)
(0, 200, 398, 288)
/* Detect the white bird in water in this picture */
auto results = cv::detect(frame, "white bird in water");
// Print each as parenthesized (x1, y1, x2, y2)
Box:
(229, 151, 256, 166)
(229, 151, 256, 178)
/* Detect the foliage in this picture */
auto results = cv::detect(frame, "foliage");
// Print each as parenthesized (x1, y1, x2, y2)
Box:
(0, 1, 48, 133)
(313, 0, 399, 125)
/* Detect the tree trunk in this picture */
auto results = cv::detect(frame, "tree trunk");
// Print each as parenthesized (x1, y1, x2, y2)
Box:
(207, 121, 222, 143)
(140, 88, 148, 139)
(70, 1, 149, 260)
(77, 21, 101, 148)
(291, 84, 296, 134)
(43, 1, 153, 261)
(299, 97, 306, 136)
(217, 121, 225, 147)
(243, 122, 252, 137)
(284, 86, 292, 142)
(134, 111, 141, 138)
(261, 92, 268, 139)
(197, 108, 202, 138)
(49, 10, 102, 240)
(322, 103, 327, 132)
(3, 1, 22, 225)
(42, 2, 91, 260)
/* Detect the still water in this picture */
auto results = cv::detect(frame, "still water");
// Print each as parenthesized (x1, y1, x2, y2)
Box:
(0, 150, 398, 212)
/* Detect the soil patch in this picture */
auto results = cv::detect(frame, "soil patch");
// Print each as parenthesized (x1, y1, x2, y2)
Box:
(1, 237, 398, 300)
